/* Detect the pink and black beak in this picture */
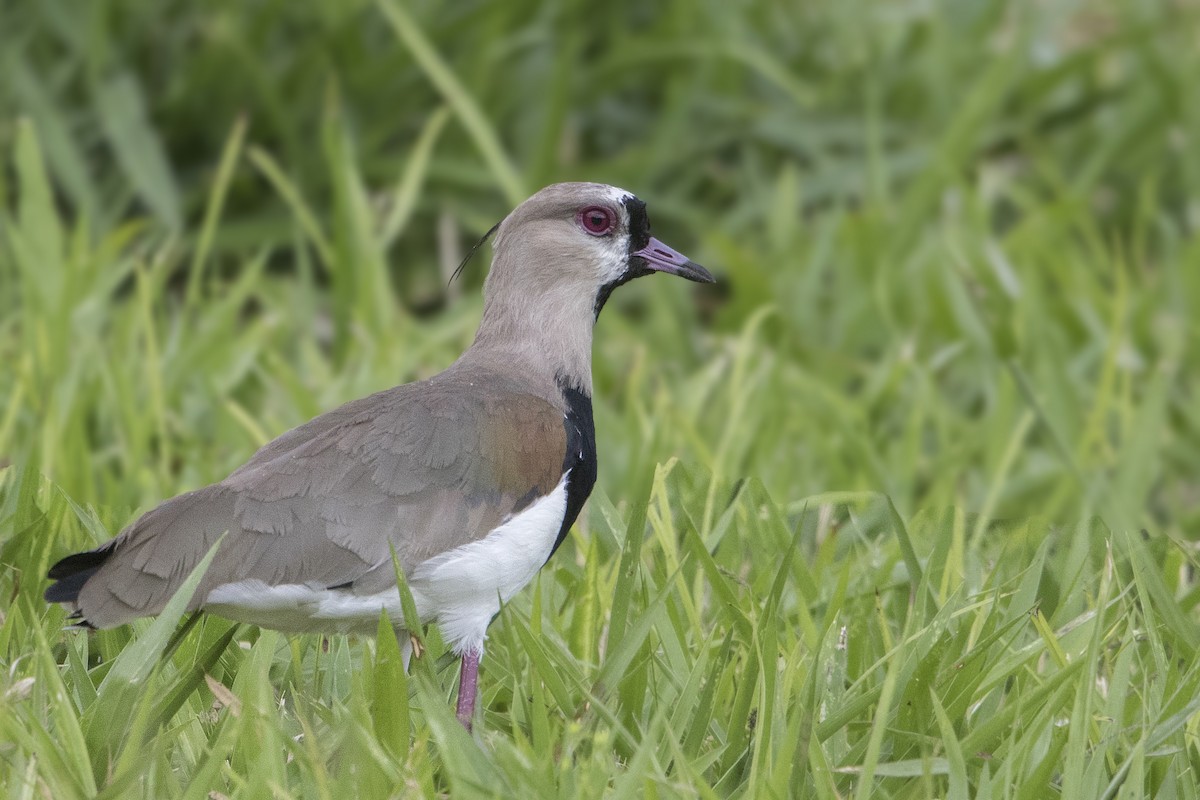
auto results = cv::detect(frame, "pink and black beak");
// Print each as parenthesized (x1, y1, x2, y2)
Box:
(622, 194, 713, 282)
(624, 194, 712, 283)
(593, 193, 714, 317)
(630, 236, 715, 284)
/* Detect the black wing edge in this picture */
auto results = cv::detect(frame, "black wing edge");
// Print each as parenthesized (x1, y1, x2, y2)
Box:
(44, 543, 116, 606)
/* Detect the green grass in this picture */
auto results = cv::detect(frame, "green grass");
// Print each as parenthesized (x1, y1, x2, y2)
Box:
(3, 0, 1200, 797)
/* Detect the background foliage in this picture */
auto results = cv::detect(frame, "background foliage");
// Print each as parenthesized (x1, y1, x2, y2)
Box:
(3, 0, 1200, 797)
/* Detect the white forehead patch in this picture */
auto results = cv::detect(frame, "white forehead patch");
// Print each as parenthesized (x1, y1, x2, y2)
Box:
(606, 185, 635, 206)
(605, 184, 636, 237)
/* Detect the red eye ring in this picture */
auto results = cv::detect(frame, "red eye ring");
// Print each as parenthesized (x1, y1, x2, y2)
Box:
(577, 206, 616, 236)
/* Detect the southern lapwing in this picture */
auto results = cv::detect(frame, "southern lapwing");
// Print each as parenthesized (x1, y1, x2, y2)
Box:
(44, 182, 713, 729)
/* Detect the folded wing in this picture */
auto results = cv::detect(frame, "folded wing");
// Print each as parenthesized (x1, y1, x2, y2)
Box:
(49, 376, 568, 629)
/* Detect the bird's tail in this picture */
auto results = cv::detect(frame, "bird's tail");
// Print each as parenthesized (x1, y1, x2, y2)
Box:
(44, 543, 115, 604)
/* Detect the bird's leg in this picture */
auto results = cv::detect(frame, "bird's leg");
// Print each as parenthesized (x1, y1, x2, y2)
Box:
(455, 646, 482, 730)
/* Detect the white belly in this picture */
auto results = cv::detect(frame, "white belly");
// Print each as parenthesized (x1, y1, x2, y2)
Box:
(203, 474, 570, 653)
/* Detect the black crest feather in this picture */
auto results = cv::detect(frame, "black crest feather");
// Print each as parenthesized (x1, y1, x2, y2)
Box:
(450, 220, 502, 285)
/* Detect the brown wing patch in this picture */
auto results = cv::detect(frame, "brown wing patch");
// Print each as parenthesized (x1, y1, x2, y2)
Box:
(66, 381, 572, 624)
(475, 394, 566, 502)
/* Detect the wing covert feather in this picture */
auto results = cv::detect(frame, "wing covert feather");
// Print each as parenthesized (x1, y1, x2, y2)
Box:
(76, 378, 569, 626)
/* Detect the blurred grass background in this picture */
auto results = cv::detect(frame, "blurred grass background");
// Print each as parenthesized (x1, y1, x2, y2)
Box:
(3, 0, 1200, 797)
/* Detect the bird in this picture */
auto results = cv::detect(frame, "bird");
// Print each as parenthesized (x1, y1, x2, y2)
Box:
(44, 181, 714, 729)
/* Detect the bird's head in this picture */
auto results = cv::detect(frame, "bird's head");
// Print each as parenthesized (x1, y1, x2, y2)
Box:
(485, 182, 714, 319)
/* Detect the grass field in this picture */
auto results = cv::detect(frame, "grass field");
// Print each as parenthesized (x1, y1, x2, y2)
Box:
(3, 0, 1200, 797)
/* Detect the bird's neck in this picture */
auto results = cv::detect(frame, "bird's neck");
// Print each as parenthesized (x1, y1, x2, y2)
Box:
(466, 284, 596, 397)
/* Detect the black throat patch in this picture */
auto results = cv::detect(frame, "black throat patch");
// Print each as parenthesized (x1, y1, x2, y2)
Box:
(594, 195, 653, 317)
(550, 380, 598, 561)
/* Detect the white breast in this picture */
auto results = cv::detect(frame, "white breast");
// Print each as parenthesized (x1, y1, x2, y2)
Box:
(202, 474, 570, 653)
(407, 473, 569, 654)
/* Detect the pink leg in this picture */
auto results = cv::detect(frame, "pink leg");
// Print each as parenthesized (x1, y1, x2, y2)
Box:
(455, 647, 481, 730)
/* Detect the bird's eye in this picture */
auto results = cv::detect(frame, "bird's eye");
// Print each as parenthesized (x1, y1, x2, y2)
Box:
(577, 206, 616, 236)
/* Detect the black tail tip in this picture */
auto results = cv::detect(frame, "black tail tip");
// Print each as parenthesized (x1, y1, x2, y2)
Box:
(44, 544, 115, 605)
(44, 571, 94, 604)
